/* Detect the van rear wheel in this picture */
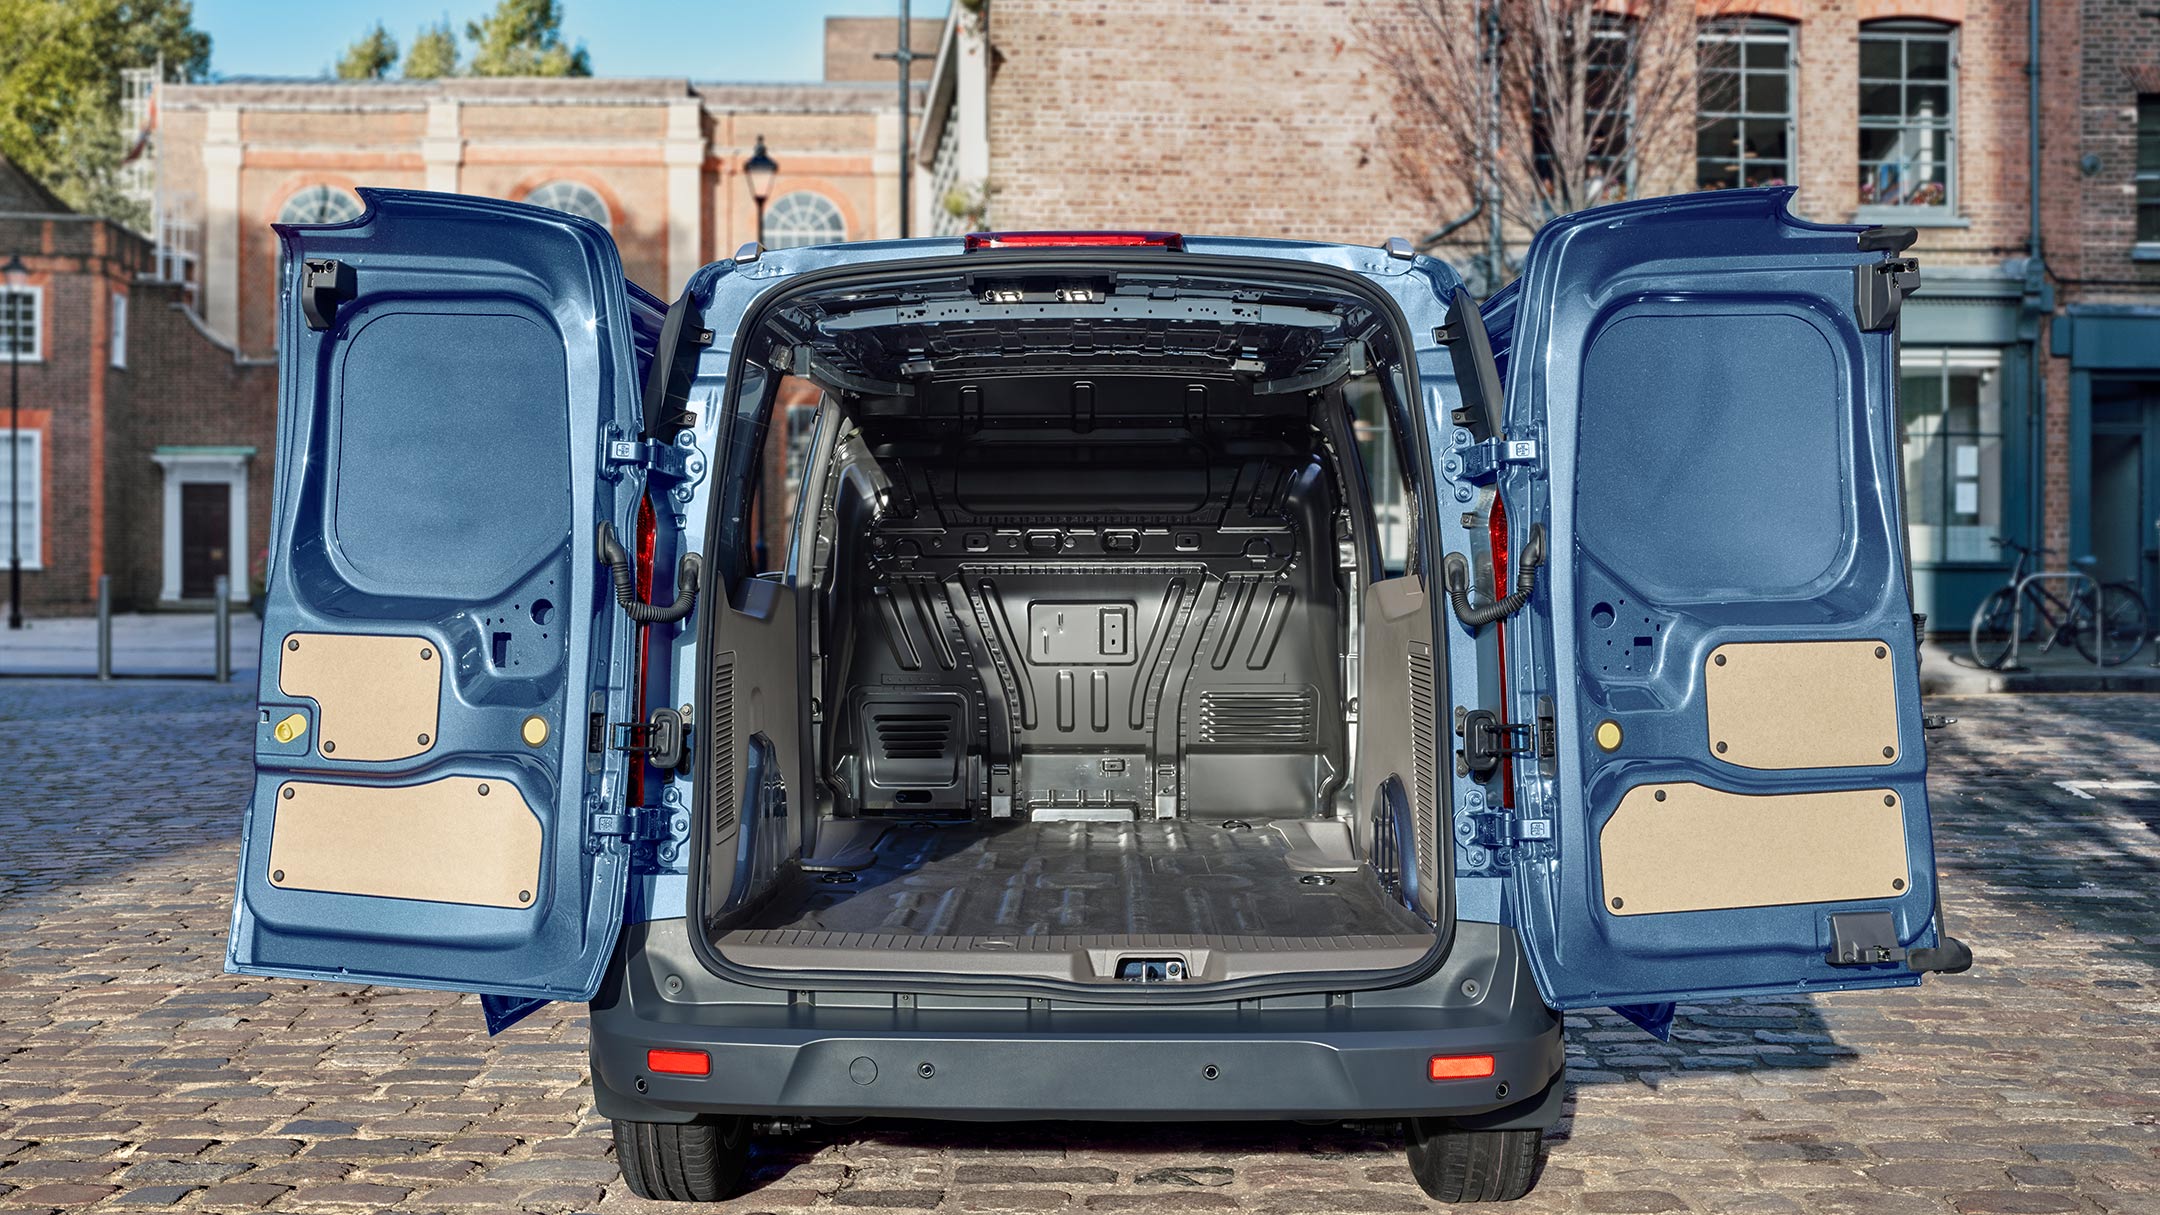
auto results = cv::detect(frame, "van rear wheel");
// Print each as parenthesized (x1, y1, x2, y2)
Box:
(612, 1117, 751, 1202)
(1404, 1121, 1546, 1203)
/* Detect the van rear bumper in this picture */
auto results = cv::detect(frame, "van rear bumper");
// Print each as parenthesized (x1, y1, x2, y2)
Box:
(587, 919, 1565, 1126)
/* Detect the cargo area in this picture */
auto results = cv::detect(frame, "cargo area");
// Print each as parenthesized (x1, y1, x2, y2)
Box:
(694, 257, 1448, 986)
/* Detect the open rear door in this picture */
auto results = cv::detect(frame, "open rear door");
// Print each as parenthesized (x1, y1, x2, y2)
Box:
(228, 190, 651, 1020)
(1495, 189, 1963, 1011)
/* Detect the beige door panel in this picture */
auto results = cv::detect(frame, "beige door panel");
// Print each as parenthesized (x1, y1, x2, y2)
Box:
(1599, 782, 1908, 916)
(278, 632, 442, 762)
(268, 776, 542, 909)
(1704, 639, 1899, 769)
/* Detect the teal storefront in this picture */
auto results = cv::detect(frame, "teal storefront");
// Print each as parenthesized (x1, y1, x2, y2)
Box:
(1899, 266, 2036, 635)
(2053, 305, 2160, 618)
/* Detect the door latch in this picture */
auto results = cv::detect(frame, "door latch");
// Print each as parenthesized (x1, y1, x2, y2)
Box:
(610, 706, 689, 771)
(1455, 707, 1554, 781)
(1855, 226, 1921, 332)
(301, 259, 355, 331)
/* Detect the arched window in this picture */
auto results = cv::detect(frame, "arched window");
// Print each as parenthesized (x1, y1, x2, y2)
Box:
(763, 191, 846, 249)
(524, 180, 612, 229)
(276, 185, 361, 226)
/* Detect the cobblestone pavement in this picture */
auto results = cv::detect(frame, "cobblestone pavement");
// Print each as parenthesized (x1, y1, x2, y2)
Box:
(1, 681, 2156, 1215)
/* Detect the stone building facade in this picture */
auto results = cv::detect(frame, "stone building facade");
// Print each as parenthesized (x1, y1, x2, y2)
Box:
(922, 0, 2160, 633)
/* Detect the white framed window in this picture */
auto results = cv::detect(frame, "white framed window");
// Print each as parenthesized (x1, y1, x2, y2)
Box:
(525, 180, 612, 230)
(1697, 18, 1796, 191)
(2, 286, 42, 363)
(276, 185, 363, 226)
(1901, 348, 2003, 564)
(1858, 21, 1958, 213)
(110, 290, 128, 369)
(763, 191, 847, 249)
(2, 428, 42, 570)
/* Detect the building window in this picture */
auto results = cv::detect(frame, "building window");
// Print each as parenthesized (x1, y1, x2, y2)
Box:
(110, 290, 128, 370)
(1902, 348, 2002, 564)
(1858, 21, 1957, 211)
(1, 286, 41, 363)
(1697, 19, 1795, 191)
(524, 180, 612, 230)
(1530, 16, 1634, 211)
(277, 185, 363, 226)
(2138, 95, 2160, 249)
(763, 191, 847, 249)
(2, 428, 41, 569)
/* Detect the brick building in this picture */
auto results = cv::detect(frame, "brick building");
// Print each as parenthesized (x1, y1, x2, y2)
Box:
(923, 0, 2160, 631)
(1, 155, 278, 618)
(0, 18, 933, 619)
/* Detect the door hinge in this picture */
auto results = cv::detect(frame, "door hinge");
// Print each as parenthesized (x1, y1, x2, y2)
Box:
(1450, 437, 1540, 483)
(606, 437, 693, 480)
(591, 805, 667, 840)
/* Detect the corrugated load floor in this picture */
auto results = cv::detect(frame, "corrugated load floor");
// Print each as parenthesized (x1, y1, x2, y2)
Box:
(745, 820, 1431, 941)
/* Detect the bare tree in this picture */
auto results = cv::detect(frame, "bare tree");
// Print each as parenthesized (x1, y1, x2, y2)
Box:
(1360, 0, 1732, 285)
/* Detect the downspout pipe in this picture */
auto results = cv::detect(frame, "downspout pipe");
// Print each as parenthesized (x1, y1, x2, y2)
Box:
(2025, 0, 2049, 564)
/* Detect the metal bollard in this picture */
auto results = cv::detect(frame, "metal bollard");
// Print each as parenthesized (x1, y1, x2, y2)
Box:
(95, 575, 112, 681)
(213, 575, 231, 684)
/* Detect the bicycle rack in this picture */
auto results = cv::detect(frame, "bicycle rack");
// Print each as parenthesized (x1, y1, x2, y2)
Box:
(2001, 570, 2102, 672)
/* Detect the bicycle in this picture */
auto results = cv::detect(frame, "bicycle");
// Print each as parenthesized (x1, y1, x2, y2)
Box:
(1968, 539, 2150, 669)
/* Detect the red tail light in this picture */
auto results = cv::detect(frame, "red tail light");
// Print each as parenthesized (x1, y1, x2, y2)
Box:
(628, 494, 658, 808)
(1489, 494, 1513, 808)
(965, 231, 1183, 252)
(1429, 1054, 1496, 1081)
(646, 1048, 710, 1077)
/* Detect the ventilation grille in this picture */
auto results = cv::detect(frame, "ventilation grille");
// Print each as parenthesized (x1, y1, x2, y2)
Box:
(875, 712, 954, 760)
(709, 651, 737, 839)
(1407, 644, 1437, 893)
(1196, 689, 1316, 748)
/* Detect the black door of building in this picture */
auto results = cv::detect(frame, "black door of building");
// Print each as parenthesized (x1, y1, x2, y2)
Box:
(2091, 380, 2160, 615)
(180, 482, 230, 600)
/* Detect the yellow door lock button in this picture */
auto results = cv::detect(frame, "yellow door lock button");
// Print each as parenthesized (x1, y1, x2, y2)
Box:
(273, 712, 309, 744)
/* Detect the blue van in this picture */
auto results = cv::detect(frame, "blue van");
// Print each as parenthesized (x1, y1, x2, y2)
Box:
(228, 187, 1965, 1204)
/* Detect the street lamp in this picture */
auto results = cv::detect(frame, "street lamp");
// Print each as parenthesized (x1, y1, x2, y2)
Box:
(4, 253, 24, 631)
(743, 135, 779, 249)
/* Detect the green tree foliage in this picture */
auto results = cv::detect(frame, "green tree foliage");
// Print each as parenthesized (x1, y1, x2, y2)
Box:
(402, 21, 460, 79)
(337, 21, 400, 81)
(0, 0, 210, 226)
(465, 0, 591, 77)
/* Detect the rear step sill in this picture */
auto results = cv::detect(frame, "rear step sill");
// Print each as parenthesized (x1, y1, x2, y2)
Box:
(717, 929, 1438, 984)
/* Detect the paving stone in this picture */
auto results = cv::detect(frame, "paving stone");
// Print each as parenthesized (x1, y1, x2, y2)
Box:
(110, 1184, 200, 1205)
(187, 1182, 292, 1208)
(3, 683, 2158, 1215)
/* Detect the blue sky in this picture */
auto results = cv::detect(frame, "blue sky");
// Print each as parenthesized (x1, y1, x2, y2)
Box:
(193, 1, 950, 82)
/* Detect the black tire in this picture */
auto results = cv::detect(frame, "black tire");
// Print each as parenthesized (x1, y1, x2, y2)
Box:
(1405, 1122, 1547, 1203)
(613, 1117, 751, 1202)
(1968, 586, 2028, 670)
(2072, 582, 2150, 667)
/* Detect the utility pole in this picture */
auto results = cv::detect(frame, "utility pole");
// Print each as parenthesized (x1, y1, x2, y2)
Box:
(875, 0, 917, 238)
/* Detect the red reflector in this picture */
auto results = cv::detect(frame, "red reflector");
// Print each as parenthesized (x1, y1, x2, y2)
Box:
(1429, 1054, 1496, 1081)
(965, 230, 1183, 252)
(646, 1048, 710, 1077)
